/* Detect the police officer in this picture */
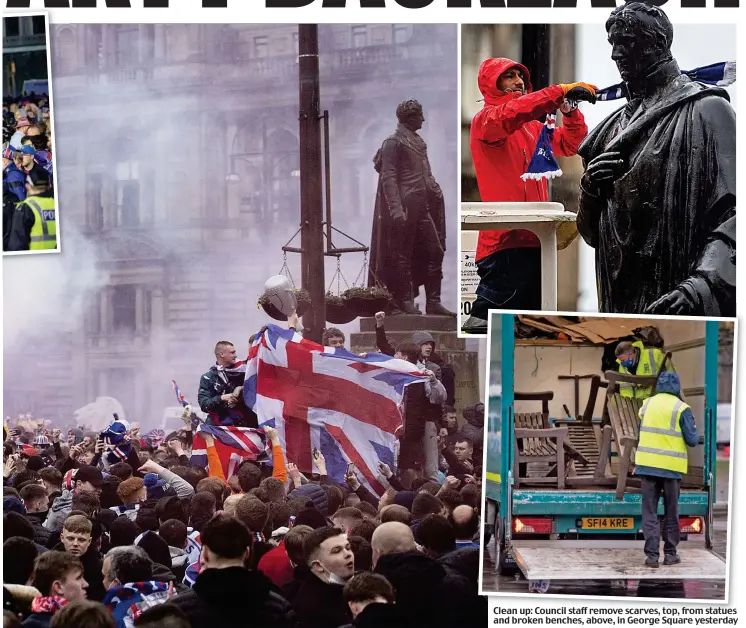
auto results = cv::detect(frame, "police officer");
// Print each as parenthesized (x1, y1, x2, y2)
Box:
(3, 146, 26, 251)
(636, 372, 699, 568)
(7, 166, 56, 252)
(615, 339, 670, 400)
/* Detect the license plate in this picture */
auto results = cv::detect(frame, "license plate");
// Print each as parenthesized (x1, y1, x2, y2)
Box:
(581, 517, 634, 530)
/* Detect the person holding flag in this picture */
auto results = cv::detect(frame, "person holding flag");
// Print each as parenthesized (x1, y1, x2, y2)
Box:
(462, 58, 596, 334)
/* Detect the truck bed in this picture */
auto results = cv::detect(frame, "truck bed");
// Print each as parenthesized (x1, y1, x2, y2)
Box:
(511, 540, 726, 581)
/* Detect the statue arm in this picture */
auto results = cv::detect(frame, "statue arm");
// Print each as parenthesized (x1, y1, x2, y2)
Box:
(671, 213, 736, 317)
(471, 85, 565, 144)
(379, 139, 406, 221)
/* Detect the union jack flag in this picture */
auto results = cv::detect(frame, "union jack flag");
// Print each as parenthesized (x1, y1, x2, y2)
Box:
(172, 380, 189, 407)
(190, 423, 268, 478)
(243, 324, 427, 496)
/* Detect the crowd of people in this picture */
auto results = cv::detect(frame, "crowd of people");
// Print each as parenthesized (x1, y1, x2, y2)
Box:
(3, 314, 488, 628)
(2, 94, 56, 252)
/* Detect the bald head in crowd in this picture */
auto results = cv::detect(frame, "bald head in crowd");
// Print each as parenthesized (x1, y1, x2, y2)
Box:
(370, 522, 416, 569)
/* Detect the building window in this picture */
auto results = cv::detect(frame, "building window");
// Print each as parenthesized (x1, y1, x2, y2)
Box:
(87, 174, 103, 231)
(254, 36, 269, 58)
(393, 24, 410, 44)
(116, 161, 140, 227)
(352, 26, 367, 49)
(4, 17, 19, 38)
(112, 285, 136, 333)
(31, 16, 45, 36)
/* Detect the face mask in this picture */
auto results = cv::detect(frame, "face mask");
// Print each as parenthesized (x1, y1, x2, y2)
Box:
(315, 561, 348, 585)
(621, 358, 635, 369)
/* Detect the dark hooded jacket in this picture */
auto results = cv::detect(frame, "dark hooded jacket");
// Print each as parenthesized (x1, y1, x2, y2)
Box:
(374, 551, 473, 628)
(634, 371, 699, 480)
(459, 403, 485, 455)
(291, 570, 350, 628)
(168, 566, 294, 628)
(470, 57, 587, 261)
(25, 511, 51, 548)
(339, 602, 409, 628)
(577, 59, 735, 316)
(438, 547, 489, 628)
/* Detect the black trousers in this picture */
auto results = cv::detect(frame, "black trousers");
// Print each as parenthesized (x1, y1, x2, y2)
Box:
(470, 248, 541, 320)
(641, 475, 681, 558)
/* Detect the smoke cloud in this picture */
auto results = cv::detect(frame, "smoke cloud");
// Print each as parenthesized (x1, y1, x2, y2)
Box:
(3, 24, 457, 429)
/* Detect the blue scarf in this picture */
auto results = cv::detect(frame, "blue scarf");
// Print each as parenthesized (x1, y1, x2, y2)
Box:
(523, 61, 736, 181)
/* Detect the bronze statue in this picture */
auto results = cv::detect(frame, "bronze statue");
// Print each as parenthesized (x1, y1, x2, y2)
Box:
(577, 2, 736, 316)
(368, 100, 455, 317)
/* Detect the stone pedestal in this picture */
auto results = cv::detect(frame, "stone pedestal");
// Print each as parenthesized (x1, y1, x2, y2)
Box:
(350, 316, 483, 415)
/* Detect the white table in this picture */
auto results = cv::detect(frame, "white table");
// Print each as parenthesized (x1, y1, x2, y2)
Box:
(461, 203, 577, 312)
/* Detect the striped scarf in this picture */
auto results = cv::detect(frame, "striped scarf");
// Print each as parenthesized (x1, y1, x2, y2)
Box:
(110, 503, 140, 517)
(523, 61, 736, 181)
(31, 596, 67, 615)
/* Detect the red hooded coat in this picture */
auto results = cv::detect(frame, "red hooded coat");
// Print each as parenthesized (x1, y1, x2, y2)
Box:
(470, 57, 588, 261)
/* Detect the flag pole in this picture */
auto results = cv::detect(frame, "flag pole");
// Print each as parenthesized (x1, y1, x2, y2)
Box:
(298, 24, 326, 344)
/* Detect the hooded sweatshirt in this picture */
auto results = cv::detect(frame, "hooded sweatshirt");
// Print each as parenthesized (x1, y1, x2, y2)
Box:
(634, 371, 699, 480)
(470, 57, 588, 261)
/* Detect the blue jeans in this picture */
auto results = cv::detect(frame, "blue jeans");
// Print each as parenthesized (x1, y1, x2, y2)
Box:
(470, 248, 542, 320)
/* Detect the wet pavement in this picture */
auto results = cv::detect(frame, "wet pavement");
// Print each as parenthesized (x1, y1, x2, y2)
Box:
(482, 511, 728, 600)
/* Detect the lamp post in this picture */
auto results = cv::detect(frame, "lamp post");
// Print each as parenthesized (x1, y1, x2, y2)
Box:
(298, 24, 325, 344)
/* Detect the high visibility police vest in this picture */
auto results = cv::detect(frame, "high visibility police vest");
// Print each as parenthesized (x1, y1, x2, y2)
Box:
(20, 195, 56, 250)
(636, 392, 689, 474)
(617, 340, 668, 400)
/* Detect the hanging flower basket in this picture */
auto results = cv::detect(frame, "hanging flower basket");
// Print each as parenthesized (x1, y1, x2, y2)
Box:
(341, 286, 392, 318)
(325, 293, 357, 325)
(258, 288, 311, 321)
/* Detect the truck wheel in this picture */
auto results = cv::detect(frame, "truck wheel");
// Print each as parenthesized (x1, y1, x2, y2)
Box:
(496, 518, 519, 577)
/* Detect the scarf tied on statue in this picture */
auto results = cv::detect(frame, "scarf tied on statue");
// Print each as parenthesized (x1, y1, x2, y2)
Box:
(522, 61, 736, 182)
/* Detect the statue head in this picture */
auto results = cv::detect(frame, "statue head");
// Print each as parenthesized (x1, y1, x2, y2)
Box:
(396, 100, 424, 132)
(606, 1, 674, 83)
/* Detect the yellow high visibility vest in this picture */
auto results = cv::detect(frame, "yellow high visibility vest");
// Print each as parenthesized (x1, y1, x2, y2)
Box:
(617, 340, 668, 400)
(636, 392, 689, 474)
(20, 195, 57, 250)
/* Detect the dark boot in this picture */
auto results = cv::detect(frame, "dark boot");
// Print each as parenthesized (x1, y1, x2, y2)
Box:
(645, 556, 659, 568)
(663, 554, 681, 566)
(425, 277, 456, 317)
(399, 300, 421, 315)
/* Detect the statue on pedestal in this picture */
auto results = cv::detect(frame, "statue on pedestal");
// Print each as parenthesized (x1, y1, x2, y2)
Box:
(368, 100, 455, 317)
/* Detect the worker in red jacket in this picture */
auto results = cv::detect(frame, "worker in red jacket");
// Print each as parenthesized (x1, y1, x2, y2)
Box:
(462, 57, 596, 334)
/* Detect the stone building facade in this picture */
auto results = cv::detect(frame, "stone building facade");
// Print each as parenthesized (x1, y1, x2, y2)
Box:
(4, 24, 459, 426)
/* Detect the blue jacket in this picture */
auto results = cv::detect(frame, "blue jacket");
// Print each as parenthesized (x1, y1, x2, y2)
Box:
(636, 371, 699, 480)
(4, 163, 27, 203)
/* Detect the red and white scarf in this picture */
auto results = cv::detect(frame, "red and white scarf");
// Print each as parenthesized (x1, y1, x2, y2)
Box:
(31, 596, 68, 615)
